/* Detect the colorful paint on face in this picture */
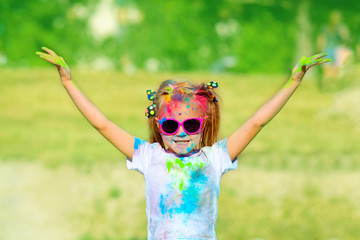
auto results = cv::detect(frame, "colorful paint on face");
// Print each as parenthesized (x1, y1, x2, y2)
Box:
(158, 100, 205, 155)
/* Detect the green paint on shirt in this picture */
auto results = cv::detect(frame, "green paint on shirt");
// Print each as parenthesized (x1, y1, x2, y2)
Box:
(166, 157, 206, 191)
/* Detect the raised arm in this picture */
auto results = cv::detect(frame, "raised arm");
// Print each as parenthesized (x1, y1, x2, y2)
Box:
(36, 47, 134, 159)
(227, 53, 331, 161)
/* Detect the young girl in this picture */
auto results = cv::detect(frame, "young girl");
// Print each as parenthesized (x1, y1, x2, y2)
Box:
(36, 47, 330, 239)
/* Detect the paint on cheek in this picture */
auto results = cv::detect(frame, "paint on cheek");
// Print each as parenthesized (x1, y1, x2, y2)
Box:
(188, 142, 195, 152)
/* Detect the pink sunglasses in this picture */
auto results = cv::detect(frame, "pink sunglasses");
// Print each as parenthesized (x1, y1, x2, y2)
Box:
(158, 117, 206, 135)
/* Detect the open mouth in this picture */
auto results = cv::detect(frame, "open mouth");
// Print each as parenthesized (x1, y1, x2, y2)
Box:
(174, 140, 190, 145)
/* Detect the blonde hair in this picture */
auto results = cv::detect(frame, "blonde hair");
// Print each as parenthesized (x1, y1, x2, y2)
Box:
(148, 79, 220, 149)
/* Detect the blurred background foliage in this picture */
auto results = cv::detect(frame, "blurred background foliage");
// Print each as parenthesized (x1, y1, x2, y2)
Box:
(1, 0, 360, 73)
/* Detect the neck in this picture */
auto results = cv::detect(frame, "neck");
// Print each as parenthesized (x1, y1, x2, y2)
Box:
(166, 148, 200, 157)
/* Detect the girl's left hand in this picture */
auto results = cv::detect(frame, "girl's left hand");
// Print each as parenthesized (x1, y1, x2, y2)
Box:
(291, 53, 331, 83)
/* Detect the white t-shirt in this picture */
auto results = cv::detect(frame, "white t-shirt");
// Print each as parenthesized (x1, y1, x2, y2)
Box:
(127, 137, 238, 240)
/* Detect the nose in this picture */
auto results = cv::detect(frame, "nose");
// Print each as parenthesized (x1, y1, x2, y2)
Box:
(176, 126, 187, 137)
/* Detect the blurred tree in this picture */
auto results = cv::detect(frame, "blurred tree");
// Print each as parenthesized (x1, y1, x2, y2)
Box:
(1, 0, 359, 73)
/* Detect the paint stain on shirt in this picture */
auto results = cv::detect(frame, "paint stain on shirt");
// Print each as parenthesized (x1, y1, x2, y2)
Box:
(160, 157, 208, 217)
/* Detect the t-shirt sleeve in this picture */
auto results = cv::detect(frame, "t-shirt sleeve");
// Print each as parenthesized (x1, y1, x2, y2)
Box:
(126, 137, 153, 175)
(211, 137, 238, 177)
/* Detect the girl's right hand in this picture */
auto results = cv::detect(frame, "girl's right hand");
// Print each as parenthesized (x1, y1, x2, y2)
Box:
(36, 47, 71, 83)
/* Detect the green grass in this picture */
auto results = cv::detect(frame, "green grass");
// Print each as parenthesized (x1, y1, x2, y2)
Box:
(1, 68, 359, 170)
(0, 68, 359, 239)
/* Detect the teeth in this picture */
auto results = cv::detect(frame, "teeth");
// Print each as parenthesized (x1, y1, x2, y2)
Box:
(175, 140, 189, 143)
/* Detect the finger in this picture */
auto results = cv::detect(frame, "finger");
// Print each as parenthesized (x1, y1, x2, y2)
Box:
(36, 52, 59, 64)
(37, 52, 55, 61)
(307, 57, 328, 66)
(305, 58, 332, 70)
(37, 52, 53, 60)
(298, 56, 311, 66)
(39, 55, 56, 64)
(310, 52, 327, 60)
(41, 46, 57, 57)
(36, 51, 51, 58)
(312, 57, 332, 64)
(299, 56, 308, 63)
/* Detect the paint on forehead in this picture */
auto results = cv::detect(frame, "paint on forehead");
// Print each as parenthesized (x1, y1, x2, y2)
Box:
(159, 100, 187, 117)
(159, 97, 206, 121)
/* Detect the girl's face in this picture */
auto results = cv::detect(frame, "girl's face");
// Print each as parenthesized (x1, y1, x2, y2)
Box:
(156, 100, 206, 155)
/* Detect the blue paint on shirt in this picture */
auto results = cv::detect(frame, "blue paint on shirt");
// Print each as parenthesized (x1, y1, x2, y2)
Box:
(159, 165, 208, 217)
(134, 137, 145, 150)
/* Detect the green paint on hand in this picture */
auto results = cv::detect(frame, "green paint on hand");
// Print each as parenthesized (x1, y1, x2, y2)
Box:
(54, 56, 70, 72)
(284, 53, 332, 89)
(36, 47, 71, 76)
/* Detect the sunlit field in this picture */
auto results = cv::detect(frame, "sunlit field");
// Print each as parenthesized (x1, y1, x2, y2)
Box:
(1, 68, 360, 240)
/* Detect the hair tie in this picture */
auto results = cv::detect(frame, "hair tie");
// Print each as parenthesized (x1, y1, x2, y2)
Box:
(147, 90, 156, 101)
(145, 90, 157, 118)
(206, 81, 218, 102)
(206, 81, 218, 89)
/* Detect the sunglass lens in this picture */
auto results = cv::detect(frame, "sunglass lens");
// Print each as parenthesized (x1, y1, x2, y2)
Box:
(183, 119, 201, 134)
(162, 120, 179, 134)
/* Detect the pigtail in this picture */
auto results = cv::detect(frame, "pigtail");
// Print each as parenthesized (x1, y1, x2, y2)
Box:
(197, 83, 221, 147)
